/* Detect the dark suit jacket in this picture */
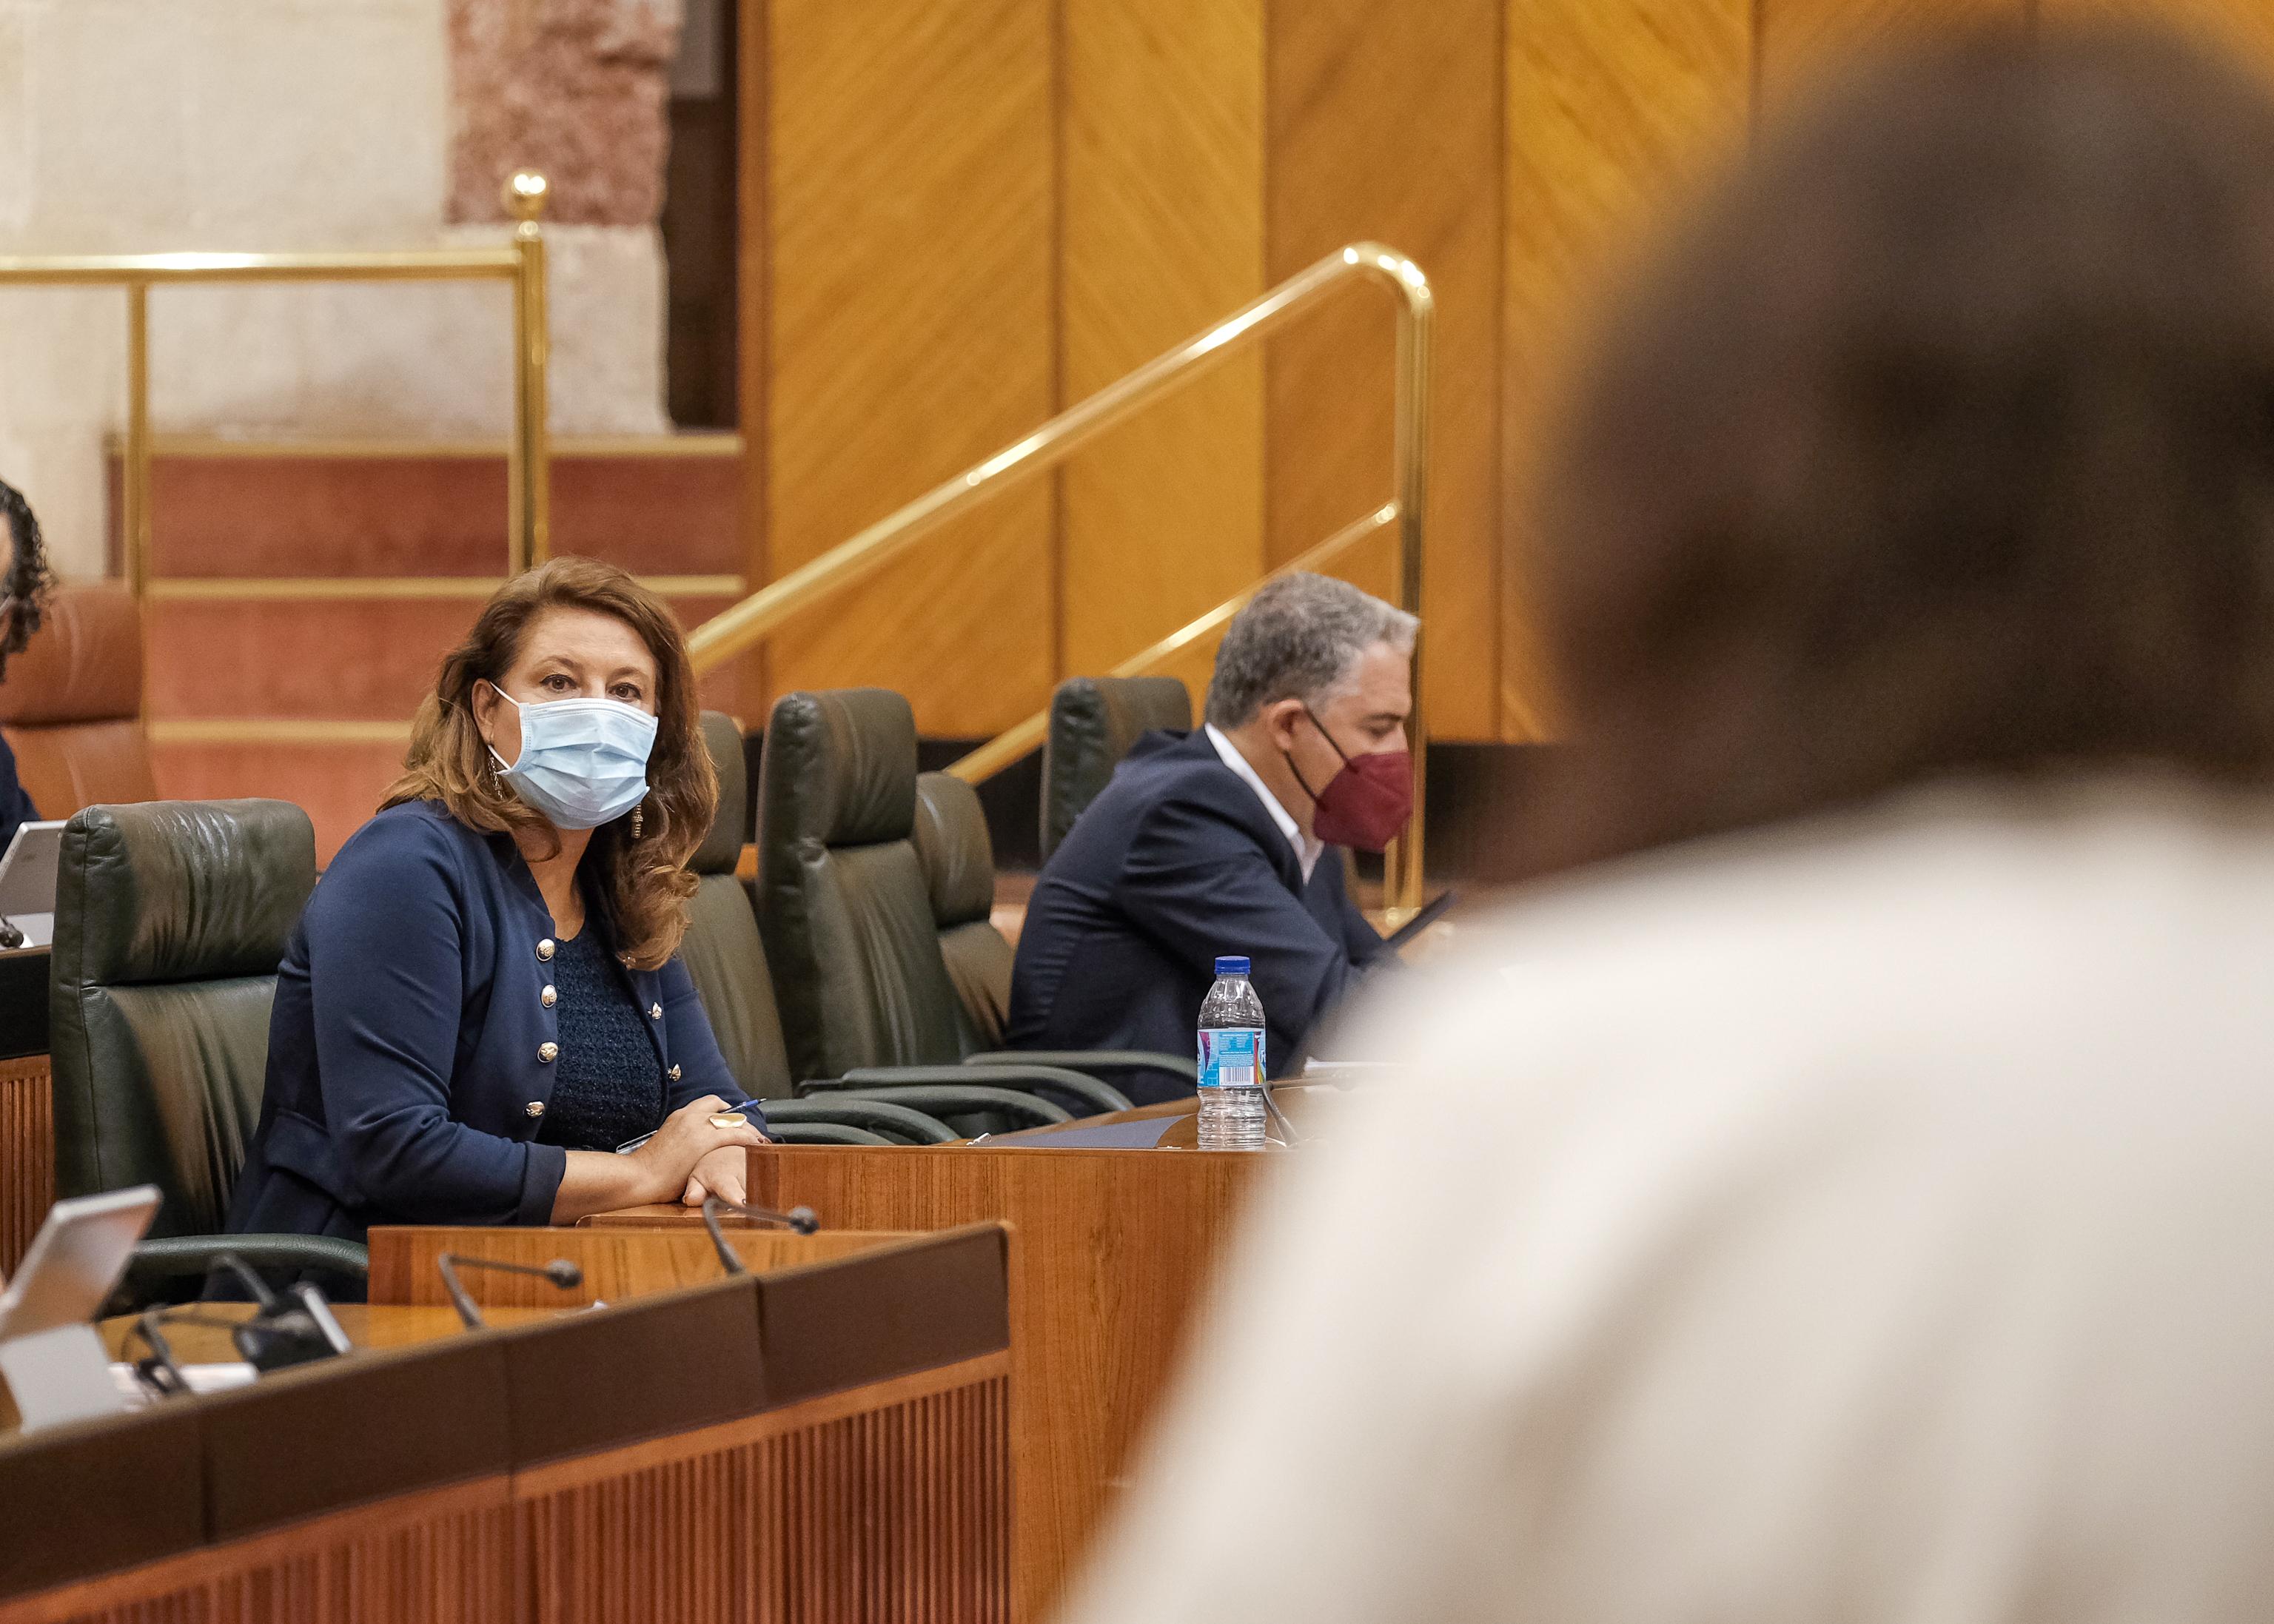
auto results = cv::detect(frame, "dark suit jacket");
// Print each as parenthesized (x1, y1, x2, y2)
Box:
(1005, 728, 1390, 1101)
(226, 799, 757, 1247)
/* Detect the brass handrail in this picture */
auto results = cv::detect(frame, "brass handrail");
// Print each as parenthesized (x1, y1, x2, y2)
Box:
(0, 171, 554, 590)
(942, 502, 1399, 785)
(689, 241, 1435, 912)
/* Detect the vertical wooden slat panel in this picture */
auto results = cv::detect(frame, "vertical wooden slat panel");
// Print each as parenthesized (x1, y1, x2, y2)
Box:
(0, 1486, 519, 1624)
(1759, 0, 2033, 104)
(1265, 0, 1505, 739)
(1059, 0, 1266, 684)
(764, 0, 1056, 736)
(0, 1056, 53, 1278)
(1500, 0, 1752, 739)
(4, 1367, 1008, 1624)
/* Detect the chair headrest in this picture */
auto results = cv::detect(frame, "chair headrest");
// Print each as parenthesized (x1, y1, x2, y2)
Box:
(692, 711, 747, 875)
(1043, 675, 1193, 858)
(0, 583, 143, 727)
(910, 771, 995, 927)
(57, 800, 317, 986)
(760, 688, 916, 848)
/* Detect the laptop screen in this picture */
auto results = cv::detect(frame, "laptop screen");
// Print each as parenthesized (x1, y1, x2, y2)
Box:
(0, 1186, 161, 1343)
(0, 819, 64, 920)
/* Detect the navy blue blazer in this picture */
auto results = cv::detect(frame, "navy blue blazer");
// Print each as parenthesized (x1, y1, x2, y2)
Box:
(226, 799, 756, 1247)
(0, 731, 36, 854)
(1004, 728, 1392, 1100)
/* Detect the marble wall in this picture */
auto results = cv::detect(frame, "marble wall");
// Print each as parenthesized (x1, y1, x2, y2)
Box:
(0, 0, 680, 578)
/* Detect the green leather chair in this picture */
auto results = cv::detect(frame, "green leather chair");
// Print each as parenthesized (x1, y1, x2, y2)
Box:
(1040, 674, 1192, 862)
(911, 762, 1195, 1102)
(680, 712, 795, 1099)
(757, 688, 983, 1084)
(680, 713, 982, 1141)
(910, 770, 1014, 1052)
(48, 799, 365, 1296)
(756, 688, 1165, 1125)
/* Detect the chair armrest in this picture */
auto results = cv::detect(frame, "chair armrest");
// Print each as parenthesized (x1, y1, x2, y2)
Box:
(129, 1234, 370, 1281)
(817, 1064, 1131, 1117)
(822, 1083, 1073, 1130)
(762, 1096, 960, 1145)
(965, 1049, 1198, 1084)
(765, 1121, 893, 1147)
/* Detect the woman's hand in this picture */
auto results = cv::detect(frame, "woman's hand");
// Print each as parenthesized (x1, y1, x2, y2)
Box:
(628, 1095, 768, 1201)
(550, 1094, 768, 1224)
(682, 1142, 761, 1207)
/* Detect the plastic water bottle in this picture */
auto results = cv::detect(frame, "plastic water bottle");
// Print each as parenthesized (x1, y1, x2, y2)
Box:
(1198, 956, 1267, 1151)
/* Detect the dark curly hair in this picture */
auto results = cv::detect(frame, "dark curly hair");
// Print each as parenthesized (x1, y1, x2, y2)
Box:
(1523, 27, 2274, 876)
(0, 478, 54, 685)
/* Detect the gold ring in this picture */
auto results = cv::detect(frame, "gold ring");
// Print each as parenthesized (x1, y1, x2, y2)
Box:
(708, 1113, 748, 1128)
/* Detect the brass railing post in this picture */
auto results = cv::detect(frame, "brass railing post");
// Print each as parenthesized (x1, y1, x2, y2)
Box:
(124, 281, 152, 599)
(0, 184, 551, 600)
(1383, 255, 1434, 920)
(506, 170, 551, 574)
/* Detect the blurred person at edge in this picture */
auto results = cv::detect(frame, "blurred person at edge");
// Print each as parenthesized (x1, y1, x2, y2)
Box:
(0, 480, 52, 850)
(1058, 29, 2274, 1624)
(227, 559, 768, 1279)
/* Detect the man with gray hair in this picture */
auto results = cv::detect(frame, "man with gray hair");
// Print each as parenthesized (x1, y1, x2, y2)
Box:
(1004, 573, 1415, 1100)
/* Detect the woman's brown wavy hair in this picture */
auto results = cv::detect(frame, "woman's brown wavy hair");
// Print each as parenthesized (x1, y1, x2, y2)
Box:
(383, 557, 718, 970)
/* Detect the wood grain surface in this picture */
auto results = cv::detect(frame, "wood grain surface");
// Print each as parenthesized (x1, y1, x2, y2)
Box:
(589, 1141, 1274, 1622)
(0, 1056, 50, 1280)
(1059, 0, 1265, 684)
(520, 1360, 1009, 1624)
(0, 1476, 518, 1624)
(366, 1224, 915, 1307)
(762, 0, 1057, 736)
(0, 1353, 1010, 1624)
(1267, 0, 1506, 740)
(1500, 0, 1751, 740)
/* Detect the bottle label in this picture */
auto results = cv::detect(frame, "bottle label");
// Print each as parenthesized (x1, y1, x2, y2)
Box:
(1198, 1027, 1264, 1088)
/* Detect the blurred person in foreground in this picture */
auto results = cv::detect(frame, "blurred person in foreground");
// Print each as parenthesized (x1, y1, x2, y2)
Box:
(1059, 30, 2274, 1624)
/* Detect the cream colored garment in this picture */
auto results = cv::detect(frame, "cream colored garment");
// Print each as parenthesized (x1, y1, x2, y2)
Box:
(1059, 778, 2274, 1624)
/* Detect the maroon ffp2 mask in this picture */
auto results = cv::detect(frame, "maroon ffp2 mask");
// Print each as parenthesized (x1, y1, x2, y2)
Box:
(1287, 709, 1414, 853)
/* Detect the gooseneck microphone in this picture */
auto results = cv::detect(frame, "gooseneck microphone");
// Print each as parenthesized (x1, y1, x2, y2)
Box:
(435, 1252, 584, 1329)
(130, 1253, 354, 1397)
(701, 1195, 821, 1276)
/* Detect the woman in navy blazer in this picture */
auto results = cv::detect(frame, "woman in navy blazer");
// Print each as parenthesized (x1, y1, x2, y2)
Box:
(227, 559, 768, 1252)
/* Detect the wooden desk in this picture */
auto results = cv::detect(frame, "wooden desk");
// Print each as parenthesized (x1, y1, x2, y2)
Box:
(0, 944, 50, 1278)
(0, 1227, 1011, 1623)
(587, 1110, 1309, 1622)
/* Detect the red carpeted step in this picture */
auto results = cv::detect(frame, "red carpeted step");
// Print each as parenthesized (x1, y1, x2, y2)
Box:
(121, 436, 751, 862)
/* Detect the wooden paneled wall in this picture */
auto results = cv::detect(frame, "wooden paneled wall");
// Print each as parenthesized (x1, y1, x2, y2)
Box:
(731, 0, 2274, 744)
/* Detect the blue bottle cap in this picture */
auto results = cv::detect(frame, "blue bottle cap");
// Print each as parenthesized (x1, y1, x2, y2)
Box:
(1215, 956, 1250, 975)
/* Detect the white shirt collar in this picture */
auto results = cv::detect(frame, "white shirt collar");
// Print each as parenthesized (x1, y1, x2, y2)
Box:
(1204, 723, 1324, 884)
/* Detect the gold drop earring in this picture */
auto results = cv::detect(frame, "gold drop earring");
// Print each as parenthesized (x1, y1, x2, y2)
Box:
(630, 798, 645, 840)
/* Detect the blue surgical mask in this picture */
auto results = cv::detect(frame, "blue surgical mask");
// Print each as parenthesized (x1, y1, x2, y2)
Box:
(483, 682, 658, 831)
